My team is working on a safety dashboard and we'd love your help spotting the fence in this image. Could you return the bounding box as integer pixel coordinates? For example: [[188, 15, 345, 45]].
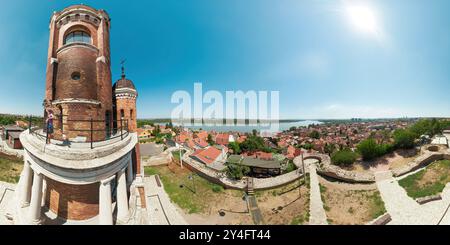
[[27, 115, 130, 149]]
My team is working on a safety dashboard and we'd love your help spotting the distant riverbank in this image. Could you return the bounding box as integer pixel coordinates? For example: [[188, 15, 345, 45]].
[[165, 120, 323, 133]]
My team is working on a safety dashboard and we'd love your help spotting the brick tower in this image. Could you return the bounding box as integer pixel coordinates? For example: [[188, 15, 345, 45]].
[[44, 4, 113, 142], [15, 5, 141, 225], [113, 64, 138, 133]]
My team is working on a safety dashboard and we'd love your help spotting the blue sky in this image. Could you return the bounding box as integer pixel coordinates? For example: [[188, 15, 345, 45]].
[[0, 0, 449, 119]]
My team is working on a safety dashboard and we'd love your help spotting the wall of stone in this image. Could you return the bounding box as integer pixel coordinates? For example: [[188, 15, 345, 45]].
[[177, 153, 303, 191], [45, 177, 99, 221], [392, 152, 450, 177], [300, 153, 376, 183]]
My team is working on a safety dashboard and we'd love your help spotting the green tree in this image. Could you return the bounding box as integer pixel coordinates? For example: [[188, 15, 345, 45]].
[[226, 164, 250, 180], [240, 135, 268, 153], [393, 129, 416, 149], [380, 130, 391, 144], [302, 143, 313, 150], [252, 129, 258, 136], [409, 119, 442, 137], [331, 149, 359, 166], [228, 142, 241, 154], [324, 143, 337, 156], [357, 138, 393, 160], [357, 138, 380, 161], [309, 130, 320, 139], [152, 125, 161, 137], [207, 134, 215, 145]]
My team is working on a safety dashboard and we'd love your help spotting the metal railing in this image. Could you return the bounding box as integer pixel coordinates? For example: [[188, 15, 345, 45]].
[[28, 115, 130, 149]]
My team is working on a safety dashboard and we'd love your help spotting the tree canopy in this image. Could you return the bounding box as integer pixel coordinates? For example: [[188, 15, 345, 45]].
[[393, 129, 416, 149], [331, 149, 359, 166]]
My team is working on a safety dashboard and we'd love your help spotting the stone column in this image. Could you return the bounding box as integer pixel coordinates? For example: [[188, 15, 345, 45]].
[[41, 178, 47, 207], [20, 160, 33, 207], [29, 171, 43, 224], [99, 176, 114, 225], [117, 169, 129, 221], [127, 156, 134, 184]]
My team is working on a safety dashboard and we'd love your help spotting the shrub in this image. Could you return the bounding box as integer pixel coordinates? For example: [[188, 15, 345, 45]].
[[228, 142, 241, 154], [357, 138, 379, 160], [309, 130, 320, 139], [302, 143, 313, 150], [409, 118, 446, 137], [377, 143, 394, 155], [211, 185, 224, 193], [393, 129, 416, 149], [283, 160, 298, 173], [357, 138, 394, 161], [331, 149, 359, 166], [226, 163, 250, 180]]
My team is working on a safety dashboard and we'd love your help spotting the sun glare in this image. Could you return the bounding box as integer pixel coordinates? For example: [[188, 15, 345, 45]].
[[346, 5, 379, 36]]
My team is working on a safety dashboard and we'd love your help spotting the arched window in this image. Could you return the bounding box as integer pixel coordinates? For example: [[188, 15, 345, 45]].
[[130, 109, 134, 120], [64, 31, 91, 45]]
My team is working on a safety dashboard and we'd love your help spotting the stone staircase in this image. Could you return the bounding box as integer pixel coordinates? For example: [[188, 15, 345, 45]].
[[246, 177, 255, 196]]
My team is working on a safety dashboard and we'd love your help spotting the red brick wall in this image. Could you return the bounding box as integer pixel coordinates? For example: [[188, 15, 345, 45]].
[[46, 103, 109, 142], [45, 178, 99, 221], [44, 6, 113, 142], [55, 47, 98, 100], [115, 98, 137, 133]]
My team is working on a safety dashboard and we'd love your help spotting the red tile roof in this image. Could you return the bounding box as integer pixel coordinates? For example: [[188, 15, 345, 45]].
[[255, 151, 273, 160], [186, 139, 196, 149], [237, 135, 247, 143], [191, 147, 222, 165], [196, 131, 208, 140], [215, 133, 229, 145], [194, 138, 209, 148]]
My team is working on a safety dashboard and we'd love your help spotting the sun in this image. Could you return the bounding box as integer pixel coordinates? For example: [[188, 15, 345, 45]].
[[345, 4, 379, 36]]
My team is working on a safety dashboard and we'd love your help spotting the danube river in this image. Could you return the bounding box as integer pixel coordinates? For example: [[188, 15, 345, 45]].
[[170, 120, 323, 133]]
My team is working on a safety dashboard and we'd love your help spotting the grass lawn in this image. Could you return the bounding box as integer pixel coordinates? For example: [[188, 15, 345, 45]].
[[144, 165, 242, 214], [319, 181, 386, 224], [399, 160, 450, 199], [0, 152, 23, 183]]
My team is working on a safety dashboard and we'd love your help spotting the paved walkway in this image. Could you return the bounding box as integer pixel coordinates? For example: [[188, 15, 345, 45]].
[[308, 164, 328, 225], [444, 132, 450, 149], [247, 195, 264, 225], [143, 175, 188, 225], [375, 171, 450, 225], [0, 181, 16, 225]]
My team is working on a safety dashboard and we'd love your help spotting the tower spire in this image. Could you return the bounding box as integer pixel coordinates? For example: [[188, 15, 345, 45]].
[[120, 59, 127, 78]]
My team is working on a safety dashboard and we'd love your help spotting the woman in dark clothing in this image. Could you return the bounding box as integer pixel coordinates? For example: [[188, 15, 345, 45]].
[[46, 109, 54, 144]]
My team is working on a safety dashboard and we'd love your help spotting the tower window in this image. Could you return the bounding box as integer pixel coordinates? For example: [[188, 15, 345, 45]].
[[130, 109, 134, 120], [71, 72, 81, 80], [64, 31, 91, 45]]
